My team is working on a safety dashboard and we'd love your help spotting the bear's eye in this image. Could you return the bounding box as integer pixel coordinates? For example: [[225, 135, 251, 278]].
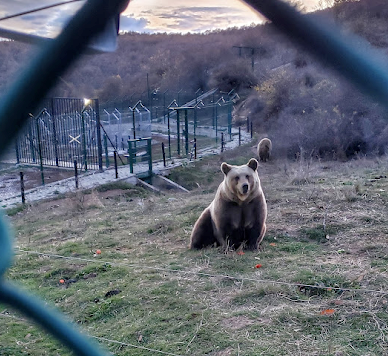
[[246, 175, 250, 180], [235, 176, 239, 182]]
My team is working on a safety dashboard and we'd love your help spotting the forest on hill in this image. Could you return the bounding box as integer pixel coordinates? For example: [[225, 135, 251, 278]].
[[1, 0, 388, 159]]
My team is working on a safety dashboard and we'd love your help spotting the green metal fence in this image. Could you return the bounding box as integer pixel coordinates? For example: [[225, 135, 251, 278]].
[[127, 137, 153, 179]]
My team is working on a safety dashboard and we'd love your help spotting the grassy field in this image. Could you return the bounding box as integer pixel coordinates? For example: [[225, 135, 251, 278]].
[[1, 145, 388, 356]]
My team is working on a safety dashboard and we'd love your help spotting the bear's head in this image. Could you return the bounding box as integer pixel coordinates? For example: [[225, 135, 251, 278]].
[[221, 158, 260, 202]]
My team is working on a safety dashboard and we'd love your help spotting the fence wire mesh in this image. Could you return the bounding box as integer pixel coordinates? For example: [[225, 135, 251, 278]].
[[1, 0, 388, 355]]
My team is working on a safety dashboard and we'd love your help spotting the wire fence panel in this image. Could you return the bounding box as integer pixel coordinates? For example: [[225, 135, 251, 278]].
[[15, 98, 102, 171]]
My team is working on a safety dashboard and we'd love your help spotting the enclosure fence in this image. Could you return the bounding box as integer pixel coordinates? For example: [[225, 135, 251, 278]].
[[15, 98, 103, 171]]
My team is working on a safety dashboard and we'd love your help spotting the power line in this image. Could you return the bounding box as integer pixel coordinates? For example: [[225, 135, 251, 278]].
[[15, 249, 388, 296]]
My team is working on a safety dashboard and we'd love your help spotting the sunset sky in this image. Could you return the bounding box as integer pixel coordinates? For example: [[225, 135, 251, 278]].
[[0, 0, 328, 37]]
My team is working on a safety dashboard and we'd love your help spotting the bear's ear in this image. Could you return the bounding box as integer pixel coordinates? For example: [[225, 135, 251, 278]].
[[221, 162, 232, 175], [247, 158, 258, 171]]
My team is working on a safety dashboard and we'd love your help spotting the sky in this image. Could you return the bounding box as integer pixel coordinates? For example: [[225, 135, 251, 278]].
[[0, 0, 328, 37]]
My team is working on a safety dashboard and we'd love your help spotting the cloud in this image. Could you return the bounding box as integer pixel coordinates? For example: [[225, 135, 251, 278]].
[[0, 0, 323, 37], [119, 14, 150, 33], [141, 5, 263, 33], [0, 1, 82, 37]]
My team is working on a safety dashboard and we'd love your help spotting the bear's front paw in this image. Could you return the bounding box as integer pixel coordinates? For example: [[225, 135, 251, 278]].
[[246, 243, 258, 251]]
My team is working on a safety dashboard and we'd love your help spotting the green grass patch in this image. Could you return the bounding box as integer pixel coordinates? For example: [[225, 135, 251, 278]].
[[5, 204, 28, 216]]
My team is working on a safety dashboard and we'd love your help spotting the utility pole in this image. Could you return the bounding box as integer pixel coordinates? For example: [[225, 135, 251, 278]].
[[232, 46, 260, 71]]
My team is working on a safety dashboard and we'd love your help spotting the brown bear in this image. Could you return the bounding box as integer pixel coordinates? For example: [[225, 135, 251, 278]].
[[257, 138, 272, 162], [190, 158, 267, 250]]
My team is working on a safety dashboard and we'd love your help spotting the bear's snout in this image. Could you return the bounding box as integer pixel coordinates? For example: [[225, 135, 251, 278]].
[[242, 183, 249, 194]]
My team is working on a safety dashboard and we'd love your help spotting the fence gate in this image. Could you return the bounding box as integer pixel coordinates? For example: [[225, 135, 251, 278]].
[[127, 137, 152, 179], [15, 98, 103, 171]]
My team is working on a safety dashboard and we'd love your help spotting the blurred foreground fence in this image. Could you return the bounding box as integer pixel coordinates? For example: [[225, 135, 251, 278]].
[[3, 0, 388, 355], [0, 0, 129, 355]]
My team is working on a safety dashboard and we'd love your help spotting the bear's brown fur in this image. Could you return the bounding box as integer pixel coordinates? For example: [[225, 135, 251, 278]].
[[190, 158, 267, 250], [257, 138, 272, 162]]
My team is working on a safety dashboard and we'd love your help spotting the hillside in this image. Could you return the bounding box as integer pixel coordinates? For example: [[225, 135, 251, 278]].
[[1, 0, 388, 159]]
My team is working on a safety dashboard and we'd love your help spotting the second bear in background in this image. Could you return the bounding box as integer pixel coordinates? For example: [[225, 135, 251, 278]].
[[257, 138, 272, 162]]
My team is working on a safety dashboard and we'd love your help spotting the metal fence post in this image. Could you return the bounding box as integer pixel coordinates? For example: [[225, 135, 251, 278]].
[[132, 109, 136, 140], [128, 140, 134, 174], [20, 172, 25, 204], [215, 104, 218, 144], [176, 110, 180, 155], [114, 151, 118, 178], [103, 134, 109, 168], [28, 123, 36, 163], [51, 98, 59, 167], [81, 110, 87, 171], [35, 118, 45, 185], [167, 110, 171, 159], [74, 160, 78, 189], [194, 106, 197, 139], [95, 99, 103, 172], [185, 109, 189, 155], [15, 140, 20, 164], [162, 142, 166, 167], [228, 101, 232, 140], [147, 138, 152, 178], [212, 91, 215, 128]]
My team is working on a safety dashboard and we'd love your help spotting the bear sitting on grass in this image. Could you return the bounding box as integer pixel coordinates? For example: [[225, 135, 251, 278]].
[[190, 158, 267, 251]]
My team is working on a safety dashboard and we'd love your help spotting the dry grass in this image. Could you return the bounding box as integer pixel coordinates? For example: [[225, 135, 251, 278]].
[[2, 152, 388, 355]]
